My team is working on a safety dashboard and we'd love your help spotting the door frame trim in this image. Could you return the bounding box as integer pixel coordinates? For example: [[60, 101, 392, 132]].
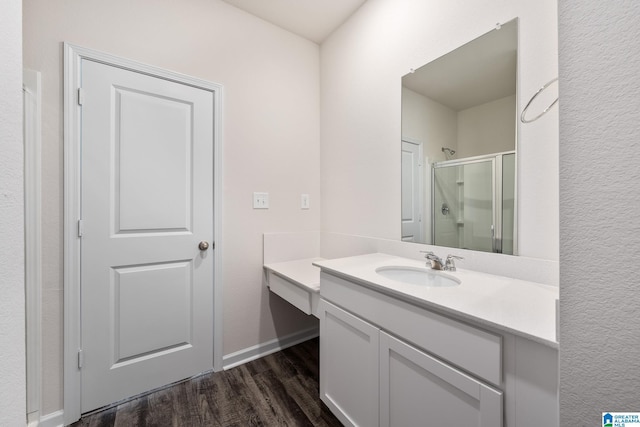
[[63, 43, 224, 424]]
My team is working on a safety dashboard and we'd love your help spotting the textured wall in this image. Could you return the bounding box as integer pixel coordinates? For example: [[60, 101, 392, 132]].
[[0, 0, 26, 424], [23, 0, 320, 415], [321, 0, 559, 260], [559, 0, 640, 423]]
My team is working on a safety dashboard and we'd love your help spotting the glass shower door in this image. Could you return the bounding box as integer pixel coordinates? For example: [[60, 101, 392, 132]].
[[432, 165, 461, 249], [433, 159, 495, 252]]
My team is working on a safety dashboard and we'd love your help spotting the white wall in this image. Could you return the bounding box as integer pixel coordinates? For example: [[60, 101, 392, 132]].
[[559, 1, 640, 422], [321, 0, 558, 260], [23, 0, 321, 415], [457, 94, 516, 158], [401, 87, 457, 163], [15, 0, 640, 423], [0, 0, 26, 424], [402, 89, 515, 160]]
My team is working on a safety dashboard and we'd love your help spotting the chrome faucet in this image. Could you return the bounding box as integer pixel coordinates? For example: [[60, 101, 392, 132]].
[[421, 251, 463, 271], [421, 251, 444, 270], [444, 254, 464, 272]]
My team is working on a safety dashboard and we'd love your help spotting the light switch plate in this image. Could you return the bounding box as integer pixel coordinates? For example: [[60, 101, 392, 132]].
[[301, 194, 310, 209], [253, 192, 269, 209]]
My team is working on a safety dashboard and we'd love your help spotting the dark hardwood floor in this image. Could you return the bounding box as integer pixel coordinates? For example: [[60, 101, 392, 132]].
[[71, 338, 342, 427]]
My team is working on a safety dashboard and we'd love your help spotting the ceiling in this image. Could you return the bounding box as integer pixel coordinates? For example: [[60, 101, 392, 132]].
[[402, 20, 518, 111], [221, 0, 368, 44]]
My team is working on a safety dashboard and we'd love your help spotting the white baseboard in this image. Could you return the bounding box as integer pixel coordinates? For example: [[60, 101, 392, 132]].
[[223, 326, 319, 370], [34, 410, 64, 427]]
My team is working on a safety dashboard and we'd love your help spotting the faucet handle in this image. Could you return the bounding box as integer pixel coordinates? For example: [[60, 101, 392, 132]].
[[444, 254, 464, 272], [420, 251, 444, 269], [420, 250, 439, 261], [420, 250, 441, 258]]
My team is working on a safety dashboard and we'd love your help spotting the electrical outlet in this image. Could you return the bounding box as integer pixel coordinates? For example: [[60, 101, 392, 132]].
[[253, 192, 269, 209], [301, 194, 310, 209]]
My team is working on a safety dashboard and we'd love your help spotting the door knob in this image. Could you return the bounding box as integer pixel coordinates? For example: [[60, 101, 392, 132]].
[[198, 241, 210, 251]]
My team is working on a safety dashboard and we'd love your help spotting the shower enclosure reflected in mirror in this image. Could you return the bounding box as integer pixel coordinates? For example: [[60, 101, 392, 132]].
[[401, 19, 518, 254]]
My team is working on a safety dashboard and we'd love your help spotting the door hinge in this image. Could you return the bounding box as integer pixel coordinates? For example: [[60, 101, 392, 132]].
[[77, 219, 84, 237], [77, 88, 85, 106], [78, 349, 84, 369]]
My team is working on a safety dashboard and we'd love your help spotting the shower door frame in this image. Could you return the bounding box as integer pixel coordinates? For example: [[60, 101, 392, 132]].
[[431, 151, 516, 254]]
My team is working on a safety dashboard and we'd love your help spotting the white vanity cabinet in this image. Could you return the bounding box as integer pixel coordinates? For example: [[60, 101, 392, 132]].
[[319, 298, 502, 427], [318, 269, 558, 427]]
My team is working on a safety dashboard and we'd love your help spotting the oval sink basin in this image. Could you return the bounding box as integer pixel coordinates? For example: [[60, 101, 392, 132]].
[[375, 266, 461, 287]]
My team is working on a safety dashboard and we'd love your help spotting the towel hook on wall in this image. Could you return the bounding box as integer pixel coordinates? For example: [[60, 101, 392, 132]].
[[520, 77, 558, 123]]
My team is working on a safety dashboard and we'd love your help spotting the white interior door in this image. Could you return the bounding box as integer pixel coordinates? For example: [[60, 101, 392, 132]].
[[80, 58, 214, 412], [401, 139, 424, 242]]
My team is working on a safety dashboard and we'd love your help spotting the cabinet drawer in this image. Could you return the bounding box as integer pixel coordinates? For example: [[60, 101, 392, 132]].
[[321, 272, 502, 386], [267, 271, 314, 315]]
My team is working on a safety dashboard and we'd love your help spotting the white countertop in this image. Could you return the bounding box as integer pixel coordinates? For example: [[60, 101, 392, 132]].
[[313, 253, 559, 348], [264, 257, 325, 293]]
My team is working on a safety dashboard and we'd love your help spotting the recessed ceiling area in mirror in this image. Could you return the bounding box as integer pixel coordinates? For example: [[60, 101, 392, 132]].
[[401, 19, 518, 255]]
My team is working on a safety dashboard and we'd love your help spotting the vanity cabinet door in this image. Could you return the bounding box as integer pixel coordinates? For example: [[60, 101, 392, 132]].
[[380, 331, 502, 427], [319, 299, 380, 427]]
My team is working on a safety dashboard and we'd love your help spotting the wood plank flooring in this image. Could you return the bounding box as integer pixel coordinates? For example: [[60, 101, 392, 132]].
[[71, 338, 342, 427]]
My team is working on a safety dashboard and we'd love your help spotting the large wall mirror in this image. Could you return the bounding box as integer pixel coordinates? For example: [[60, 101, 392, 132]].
[[401, 19, 518, 255]]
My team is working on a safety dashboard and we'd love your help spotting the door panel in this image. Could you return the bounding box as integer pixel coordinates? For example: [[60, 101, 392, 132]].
[[319, 300, 379, 427], [80, 58, 214, 412], [401, 140, 424, 242], [115, 87, 193, 232], [113, 261, 192, 362], [380, 332, 502, 427]]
